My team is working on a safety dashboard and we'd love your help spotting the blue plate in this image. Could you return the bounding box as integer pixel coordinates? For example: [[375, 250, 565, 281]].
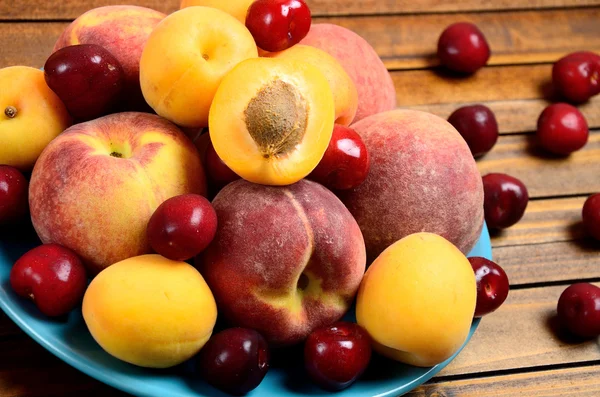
[[0, 224, 491, 397]]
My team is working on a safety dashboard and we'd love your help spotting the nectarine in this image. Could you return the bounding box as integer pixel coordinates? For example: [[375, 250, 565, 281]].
[[180, 0, 254, 23]]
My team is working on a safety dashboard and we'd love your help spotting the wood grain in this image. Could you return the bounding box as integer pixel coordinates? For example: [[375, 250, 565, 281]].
[[409, 97, 600, 134], [477, 131, 600, 198], [441, 283, 600, 376], [322, 8, 600, 69], [495, 240, 600, 285], [4, 0, 600, 19], [491, 196, 588, 247], [0, 337, 125, 397], [2, 8, 600, 72], [407, 366, 600, 397]]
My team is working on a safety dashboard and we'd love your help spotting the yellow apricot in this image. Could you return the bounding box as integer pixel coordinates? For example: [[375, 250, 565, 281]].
[[356, 233, 477, 367], [82, 254, 217, 368], [0, 66, 71, 171], [180, 0, 254, 23], [140, 6, 258, 128], [209, 57, 335, 186]]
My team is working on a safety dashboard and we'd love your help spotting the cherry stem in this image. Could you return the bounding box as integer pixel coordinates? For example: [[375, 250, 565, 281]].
[[4, 106, 17, 118]]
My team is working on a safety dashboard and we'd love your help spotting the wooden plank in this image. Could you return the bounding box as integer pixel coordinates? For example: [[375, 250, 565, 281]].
[[409, 97, 600, 135], [322, 7, 600, 70], [491, 196, 587, 247], [0, 23, 65, 69], [495, 240, 600, 286], [3, 8, 600, 72], [0, 337, 124, 396], [3, 0, 600, 19], [407, 366, 600, 397], [477, 131, 600, 198], [0, 313, 21, 338], [441, 283, 600, 376], [393, 64, 554, 107]]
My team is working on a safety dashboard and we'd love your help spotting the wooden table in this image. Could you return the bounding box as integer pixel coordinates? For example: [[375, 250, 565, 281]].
[[2, 0, 600, 396]]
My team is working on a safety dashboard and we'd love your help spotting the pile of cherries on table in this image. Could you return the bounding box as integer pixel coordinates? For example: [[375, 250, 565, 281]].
[[1, 4, 600, 394], [438, 23, 600, 340]]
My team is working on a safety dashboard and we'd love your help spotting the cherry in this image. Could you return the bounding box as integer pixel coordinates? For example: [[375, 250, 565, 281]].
[[44, 44, 125, 121], [448, 104, 499, 158], [0, 165, 28, 224], [468, 257, 510, 317], [10, 244, 87, 317], [197, 327, 270, 395], [582, 193, 600, 241], [245, 0, 311, 52], [147, 194, 217, 261], [557, 283, 600, 338], [304, 322, 371, 391], [308, 124, 370, 190], [536, 103, 589, 155], [482, 173, 529, 230], [205, 140, 240, 189], [552, 51, 600, 103], [437, 22, 490, 74]]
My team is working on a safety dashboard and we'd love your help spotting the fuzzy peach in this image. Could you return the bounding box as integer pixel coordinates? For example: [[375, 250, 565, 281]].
[[140, 7, 258, 128], [180, 0, 254, 23], [53, 5, 166, 111], [198, 179, 366, 346], [338, 109, 484, 263], [29, 112, 206, 275], [0, 66, 71, 171], [300, 23, 396, 123], [266, 45, 358, 126], [356, 233, 477, 367], [83, 254, 218, 368], [209, 57, 334, 186]]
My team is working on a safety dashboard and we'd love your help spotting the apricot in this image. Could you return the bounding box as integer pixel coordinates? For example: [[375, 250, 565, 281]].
[[140, 7, 258, 128], [180, 0, 254, 23], [356, 233, 476, 367], [266, 45, 358, 126], [0, 66, 71, 171], [82, 254, 218, 368], [209, 57, 335, 186]]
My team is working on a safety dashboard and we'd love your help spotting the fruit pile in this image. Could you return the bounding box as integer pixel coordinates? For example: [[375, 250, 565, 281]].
[[0, 0, 599, 394]]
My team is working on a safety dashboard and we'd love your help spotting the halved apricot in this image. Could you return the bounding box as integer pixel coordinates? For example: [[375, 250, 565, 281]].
[[209, 58, 335, 186]]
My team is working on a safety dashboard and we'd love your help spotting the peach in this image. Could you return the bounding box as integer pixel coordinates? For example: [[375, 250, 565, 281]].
[[180, 0, 254, 23], [140, 7, 258, 128], [83, 254, 218, 368], [0, 66, 71, 171], [29, 112, 206, 275], [300, 23, 396, 123], [265, 45, 358, 126], [337, 109, 484, 263], [209, 57, 334, 186], [53, 5, 166, 111], [356, 233, 477, 367], [198, 179, 366, 346]]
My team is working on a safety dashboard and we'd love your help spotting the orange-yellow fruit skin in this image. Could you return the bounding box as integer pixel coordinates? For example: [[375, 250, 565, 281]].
[[82, 254, 218, 368], [356, 232, 477, 367], [140, 6, 258, 128], [0, 66, 71, 171], [266, 45, 358, 126], [180, 0, 254, 23], [209, 57, 335, 186]]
